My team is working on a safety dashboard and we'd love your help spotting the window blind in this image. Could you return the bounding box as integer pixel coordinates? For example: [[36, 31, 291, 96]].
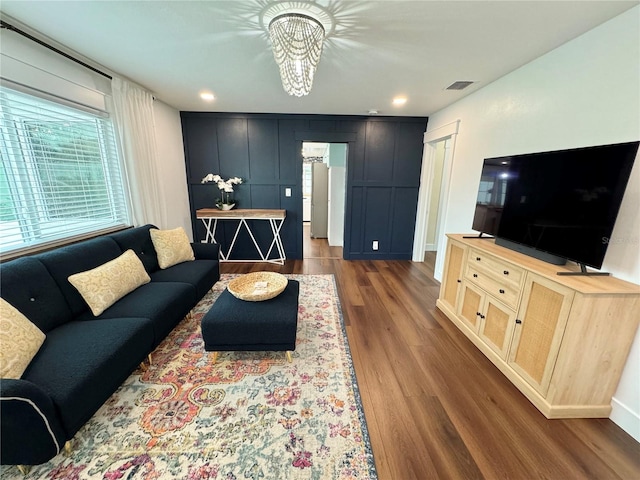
[[0, 85, 130, 256]]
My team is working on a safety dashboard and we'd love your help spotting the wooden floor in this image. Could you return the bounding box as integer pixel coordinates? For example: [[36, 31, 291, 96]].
[[220, 226, 640, 480]]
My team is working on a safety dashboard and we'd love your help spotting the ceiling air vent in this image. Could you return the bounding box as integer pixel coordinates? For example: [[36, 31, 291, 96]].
[[446, 81, 474, 91]]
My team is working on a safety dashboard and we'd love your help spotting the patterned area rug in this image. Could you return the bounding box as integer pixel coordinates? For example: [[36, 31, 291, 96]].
[[7, 274, 377, 480]]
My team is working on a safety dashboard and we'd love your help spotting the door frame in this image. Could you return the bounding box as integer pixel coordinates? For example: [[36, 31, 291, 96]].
[[295, 131, 357, 259], [412, 120, 460, 270]]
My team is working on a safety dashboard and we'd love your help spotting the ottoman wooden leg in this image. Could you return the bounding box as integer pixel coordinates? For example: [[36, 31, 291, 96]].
[[286, 351, 293, 363], [17, 465, 30, 475], [212, 352, 219, 364]]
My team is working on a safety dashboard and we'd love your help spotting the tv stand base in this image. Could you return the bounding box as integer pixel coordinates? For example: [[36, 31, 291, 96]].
[[462, 232, 494, 239], [557, 264, 610, 277]]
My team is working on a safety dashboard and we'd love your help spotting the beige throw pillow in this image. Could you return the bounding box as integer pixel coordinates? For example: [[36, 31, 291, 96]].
[[149, 227, 195, 269], [0, 298, 46, 379], [68, 249, 151, 316]]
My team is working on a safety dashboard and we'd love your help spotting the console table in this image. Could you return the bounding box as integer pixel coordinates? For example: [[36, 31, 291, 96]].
[[196, 208, 286, 265]]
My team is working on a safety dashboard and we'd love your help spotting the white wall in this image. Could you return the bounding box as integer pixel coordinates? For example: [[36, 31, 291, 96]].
[[426, 6, 640, 440], [153, 101, 192, 239], [328, 166, 346, 246], [327, 144, 347, 247]]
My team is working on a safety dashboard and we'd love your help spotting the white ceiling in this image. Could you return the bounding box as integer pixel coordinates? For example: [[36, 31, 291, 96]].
[[1, 1, 637, 116]]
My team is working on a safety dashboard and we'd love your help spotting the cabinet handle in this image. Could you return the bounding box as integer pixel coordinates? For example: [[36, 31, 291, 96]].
[[503, 270, 509, 275], [476, 312, 481, 317], [457, 279, 461, 283], [499, 289, 505, 294], [473, 273, 478, 278], [515, 319, 522, 324], [480, 314, 485, 319], [476, 257, 481, 261]]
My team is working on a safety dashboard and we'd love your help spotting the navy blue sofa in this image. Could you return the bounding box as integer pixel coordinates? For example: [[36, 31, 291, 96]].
[[0, 225, 220, 466]]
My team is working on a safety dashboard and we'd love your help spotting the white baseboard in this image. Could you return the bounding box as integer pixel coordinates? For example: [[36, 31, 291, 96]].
[[610, 396, 640, 442]]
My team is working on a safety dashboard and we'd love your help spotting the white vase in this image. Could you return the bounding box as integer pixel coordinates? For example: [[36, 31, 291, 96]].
[[219, 203, 235, 211]]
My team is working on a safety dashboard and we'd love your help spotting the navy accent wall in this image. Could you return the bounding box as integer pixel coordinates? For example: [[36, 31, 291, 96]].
[[181, 113, 427, 260]]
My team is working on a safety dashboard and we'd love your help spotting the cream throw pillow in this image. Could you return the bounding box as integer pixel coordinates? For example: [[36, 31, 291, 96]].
[[149, 227, 195, 269], [0, 298, 46, 379], [68, 249, 151, 316]]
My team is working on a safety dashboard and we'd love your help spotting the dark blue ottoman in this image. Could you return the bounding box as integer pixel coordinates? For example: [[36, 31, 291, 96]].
[[201, 280, 299, 363]]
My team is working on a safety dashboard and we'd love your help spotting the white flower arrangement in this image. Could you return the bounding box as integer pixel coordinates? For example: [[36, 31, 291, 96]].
[[201, 174, 243, 208]]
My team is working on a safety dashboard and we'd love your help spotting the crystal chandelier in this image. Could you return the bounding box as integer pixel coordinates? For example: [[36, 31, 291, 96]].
[[268, 13, 325, 97]]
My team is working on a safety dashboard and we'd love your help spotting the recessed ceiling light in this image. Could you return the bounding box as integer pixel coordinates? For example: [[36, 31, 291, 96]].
[[200, 92, 215, 101], [392, 97, 407, 106]]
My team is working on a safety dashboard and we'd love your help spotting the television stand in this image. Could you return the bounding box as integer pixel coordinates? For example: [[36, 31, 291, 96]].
[[557, 263, 610, 277], [437, 234, 640, 419], [462, 232, 494, 239]]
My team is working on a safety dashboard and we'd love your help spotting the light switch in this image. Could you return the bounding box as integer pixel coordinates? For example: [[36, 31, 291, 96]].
[[285, 188, 292, 197]]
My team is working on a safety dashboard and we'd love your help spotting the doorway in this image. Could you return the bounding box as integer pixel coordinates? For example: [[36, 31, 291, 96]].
[[412, 120, 460, 280], [424, 139, 447, 251], [302, 142, 347, 258]]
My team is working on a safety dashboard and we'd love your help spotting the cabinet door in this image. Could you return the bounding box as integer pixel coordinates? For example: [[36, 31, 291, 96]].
[[440, 240, 467, 311], [508, 273, 575, 395], [479, 296, 517, 360], [457, 281, 483, 332]]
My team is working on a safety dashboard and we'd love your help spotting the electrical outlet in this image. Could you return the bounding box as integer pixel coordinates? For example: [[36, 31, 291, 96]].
[[285, 188, 292, 197], [372, 241, 379, 251]]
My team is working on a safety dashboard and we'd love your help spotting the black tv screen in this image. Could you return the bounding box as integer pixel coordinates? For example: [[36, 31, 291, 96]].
[[471, 157, 510, 236], [473, 141, 638, 269]]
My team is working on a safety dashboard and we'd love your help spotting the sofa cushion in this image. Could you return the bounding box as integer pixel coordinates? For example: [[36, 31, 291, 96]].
[[21, 318, 154, 437], [68, 250, 151, 316], [150, 227, 195, 269], [150, 259, 220, 299], [0, 257, 73, 332], [38, 237, 123, 317], [0, 299, 46, 379], [78, 282, 197, 347], [109, 224, 160, 273]]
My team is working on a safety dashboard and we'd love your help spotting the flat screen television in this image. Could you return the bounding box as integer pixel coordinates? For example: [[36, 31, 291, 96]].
[[471, 157, 510, 237], [470, 141, 639, 272]]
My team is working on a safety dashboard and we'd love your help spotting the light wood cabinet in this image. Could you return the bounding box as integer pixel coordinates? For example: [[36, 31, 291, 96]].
[[457, 280, 517, 359], [457, 281, 483, 332], [478, 293, 517, 360], [436, 234, 640, 418], [440, 239, 467, 312], [508, 273, 574, 396]]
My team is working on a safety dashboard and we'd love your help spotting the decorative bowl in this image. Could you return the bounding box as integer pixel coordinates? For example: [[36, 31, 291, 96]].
[[227, 271, 288, 301]]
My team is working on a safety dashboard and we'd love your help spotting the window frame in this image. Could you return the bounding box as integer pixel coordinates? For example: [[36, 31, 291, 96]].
[[0, 84, 131, 259]]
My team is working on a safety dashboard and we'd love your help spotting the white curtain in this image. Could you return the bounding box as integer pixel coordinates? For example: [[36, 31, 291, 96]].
[[111, 77, 166, 228]]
